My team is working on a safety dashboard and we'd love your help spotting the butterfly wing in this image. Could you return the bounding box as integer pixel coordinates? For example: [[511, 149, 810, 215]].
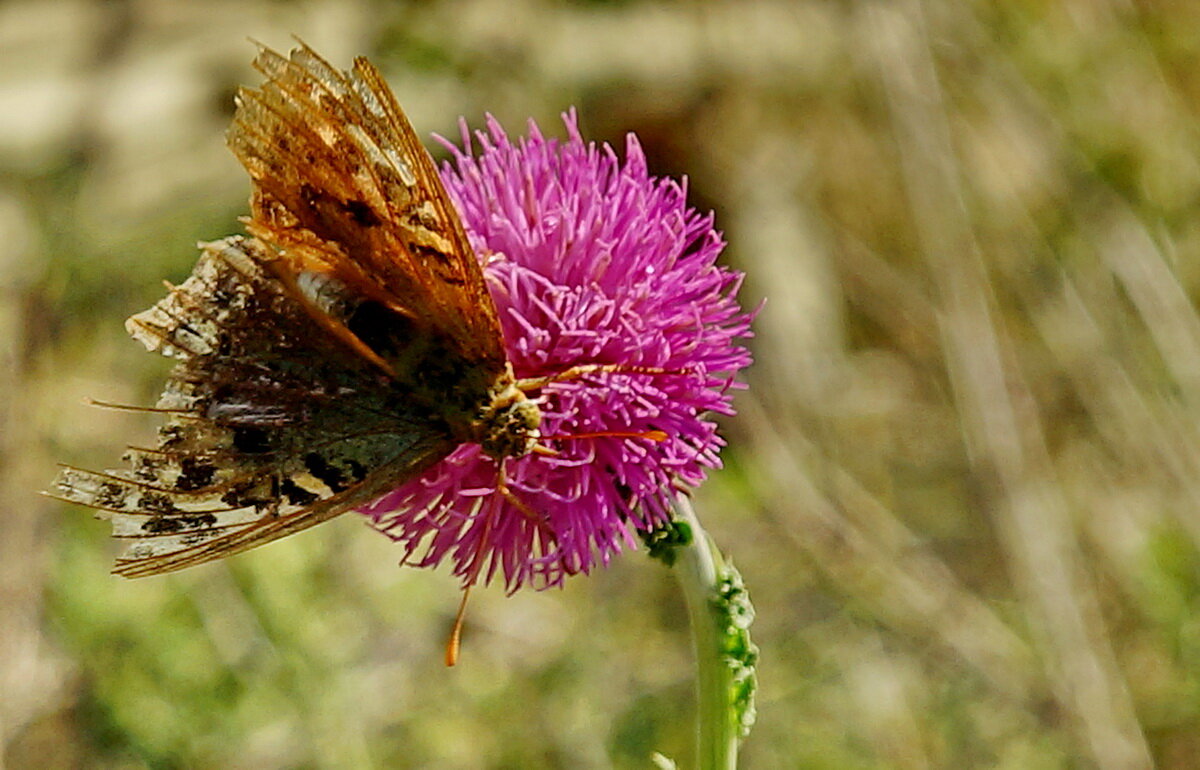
[[50, 238, 456, 577], [227, 42, 507, 376]]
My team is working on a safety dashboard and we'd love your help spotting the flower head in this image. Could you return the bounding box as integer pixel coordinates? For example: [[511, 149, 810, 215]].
[[362, 111, 753, 591]]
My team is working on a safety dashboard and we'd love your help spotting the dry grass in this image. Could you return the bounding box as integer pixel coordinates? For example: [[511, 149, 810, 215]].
[[6, 0, 1200, 767]]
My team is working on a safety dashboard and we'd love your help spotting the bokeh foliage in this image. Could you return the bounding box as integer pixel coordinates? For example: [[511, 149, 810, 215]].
[[7, 0, 1200, 767]]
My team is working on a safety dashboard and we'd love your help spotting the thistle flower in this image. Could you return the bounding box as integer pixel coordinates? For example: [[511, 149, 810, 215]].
[[362, 111, 753, 591]]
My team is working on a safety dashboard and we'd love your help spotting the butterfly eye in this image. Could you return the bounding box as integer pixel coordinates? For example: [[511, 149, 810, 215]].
[[513, 398, 541, 431]]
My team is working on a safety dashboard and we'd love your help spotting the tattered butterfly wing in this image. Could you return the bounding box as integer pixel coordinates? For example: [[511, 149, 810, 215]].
[[228, 42, 507, 374], [50, 238, 456, 577], [49, 43, 526, 577]]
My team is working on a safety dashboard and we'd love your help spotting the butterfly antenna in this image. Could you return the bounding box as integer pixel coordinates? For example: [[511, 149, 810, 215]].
[[542, 429, 668, 443], [516, 363, 687, 392], [85, 398, 194, 415]]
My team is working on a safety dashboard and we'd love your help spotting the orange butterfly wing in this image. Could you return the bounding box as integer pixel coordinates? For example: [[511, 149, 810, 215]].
[[227, 42, 507, 372]]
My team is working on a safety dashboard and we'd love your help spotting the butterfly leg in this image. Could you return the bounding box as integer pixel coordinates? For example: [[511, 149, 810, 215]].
[[446, 460, 544, 666], [495, 459, 542, 522], [445, 491, 501, 666], [445, 585, 472, 667]]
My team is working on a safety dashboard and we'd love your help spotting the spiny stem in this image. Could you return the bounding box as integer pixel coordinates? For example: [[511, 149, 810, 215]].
[[645, 496, 758, 769]]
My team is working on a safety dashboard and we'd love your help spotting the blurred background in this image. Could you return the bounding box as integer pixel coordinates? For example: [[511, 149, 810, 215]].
[[5, 0, 1200, 767]]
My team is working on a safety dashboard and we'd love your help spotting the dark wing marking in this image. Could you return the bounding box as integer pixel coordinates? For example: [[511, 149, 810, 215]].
[[50, 238, 455, 577], [227, 42, 507, 374], [53, 447, 448, 578]]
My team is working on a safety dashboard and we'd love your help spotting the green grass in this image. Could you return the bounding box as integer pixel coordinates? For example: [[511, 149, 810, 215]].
[[10, 1, 1200, 767]]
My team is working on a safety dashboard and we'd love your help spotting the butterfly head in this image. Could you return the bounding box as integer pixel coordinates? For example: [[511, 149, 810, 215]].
[[477, 382, 542, 460]]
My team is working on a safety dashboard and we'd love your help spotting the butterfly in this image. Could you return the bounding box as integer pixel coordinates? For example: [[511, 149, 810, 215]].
[[49, 43, 555, 580]]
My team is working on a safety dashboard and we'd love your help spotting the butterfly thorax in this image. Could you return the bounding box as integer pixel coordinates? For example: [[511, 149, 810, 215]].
[[297, 272, 539, 459], [473, 379, 541, 460]]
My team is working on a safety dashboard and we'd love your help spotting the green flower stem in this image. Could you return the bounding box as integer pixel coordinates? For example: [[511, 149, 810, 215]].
[[666, 496, 758, 770]]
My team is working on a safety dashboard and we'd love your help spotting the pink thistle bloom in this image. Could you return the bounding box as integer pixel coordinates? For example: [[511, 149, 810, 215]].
[[362, 111, 754, 591]]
